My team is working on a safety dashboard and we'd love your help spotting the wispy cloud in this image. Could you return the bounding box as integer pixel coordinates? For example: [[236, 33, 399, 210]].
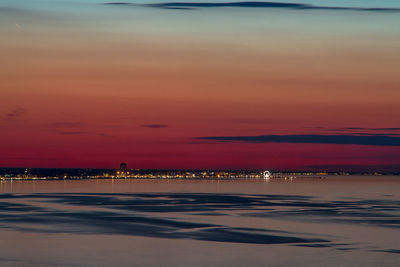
[[105, 2, 400, 12], [345, 127, 400, 131], [196, 134, 400, 146], [5, 108, 26, 120], [142, 124, 168, 129], [349, 133, 400, 137], [45, 122, 113, 137], [324, 127, 400, 132], [57, 131, 112, 137], [45, 122, 83, 128]]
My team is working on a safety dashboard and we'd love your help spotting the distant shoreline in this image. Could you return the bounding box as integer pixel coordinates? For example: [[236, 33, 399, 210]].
[[1, 174, 399, 182]]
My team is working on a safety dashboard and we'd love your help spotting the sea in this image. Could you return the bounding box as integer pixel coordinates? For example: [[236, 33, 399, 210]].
[[0, 176, 399, 266]]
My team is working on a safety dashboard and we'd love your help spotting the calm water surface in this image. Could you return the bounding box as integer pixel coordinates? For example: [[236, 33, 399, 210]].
[[0, 176, 399, 266]]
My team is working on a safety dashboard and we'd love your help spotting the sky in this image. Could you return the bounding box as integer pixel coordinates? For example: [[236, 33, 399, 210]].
[[1, 0, 399, 171]]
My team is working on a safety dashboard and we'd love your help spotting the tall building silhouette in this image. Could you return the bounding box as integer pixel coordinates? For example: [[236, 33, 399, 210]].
[[120, 162, 127, 171]]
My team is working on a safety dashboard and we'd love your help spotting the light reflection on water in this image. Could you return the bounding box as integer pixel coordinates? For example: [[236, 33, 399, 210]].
[[0, 177, 399, 266]]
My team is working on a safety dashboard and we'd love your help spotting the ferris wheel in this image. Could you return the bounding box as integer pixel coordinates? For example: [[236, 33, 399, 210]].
[[263, 170, 271, 179]]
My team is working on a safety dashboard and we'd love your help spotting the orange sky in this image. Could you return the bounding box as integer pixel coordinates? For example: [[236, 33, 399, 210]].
[[1, 1, 399, 170]]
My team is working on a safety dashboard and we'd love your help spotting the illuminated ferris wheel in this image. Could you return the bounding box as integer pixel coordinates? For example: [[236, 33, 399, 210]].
[[263, 170, 271, 179]]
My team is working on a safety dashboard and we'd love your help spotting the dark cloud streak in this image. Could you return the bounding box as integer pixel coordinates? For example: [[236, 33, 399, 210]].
[[142, 124, 168, 129], [105, 2, 400, 12], [196, 134, 400, 146]]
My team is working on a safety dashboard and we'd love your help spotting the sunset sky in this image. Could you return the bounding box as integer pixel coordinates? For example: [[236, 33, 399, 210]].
[[1, 0, 399, 171]]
